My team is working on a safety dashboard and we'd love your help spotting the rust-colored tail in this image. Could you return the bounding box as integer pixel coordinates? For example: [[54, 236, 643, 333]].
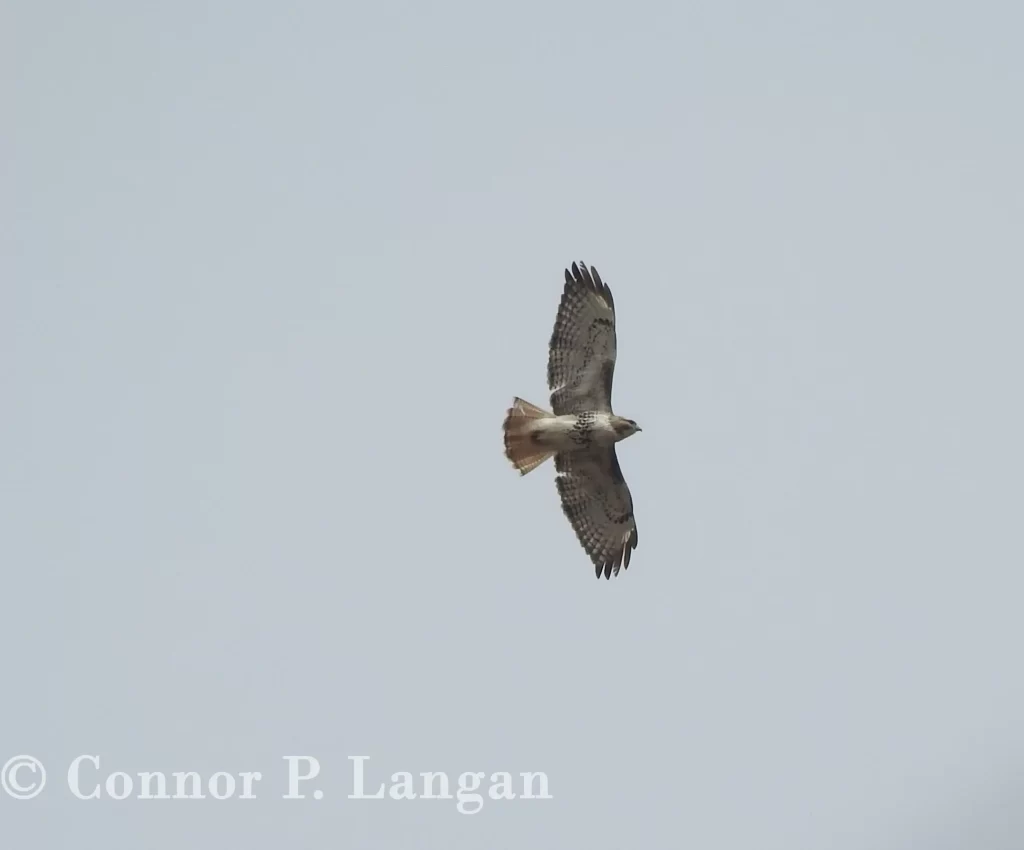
[[503, 397, 555, 475]]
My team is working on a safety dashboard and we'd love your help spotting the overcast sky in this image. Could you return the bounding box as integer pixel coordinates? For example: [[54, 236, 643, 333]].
[[4, 1, 1024, 847]]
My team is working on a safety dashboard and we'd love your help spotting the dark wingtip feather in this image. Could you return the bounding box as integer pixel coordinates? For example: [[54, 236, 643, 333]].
[[564, 260, 614, 309]]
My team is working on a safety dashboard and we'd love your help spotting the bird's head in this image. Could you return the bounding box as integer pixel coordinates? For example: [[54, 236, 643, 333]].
[[612, 417, 642, 440]]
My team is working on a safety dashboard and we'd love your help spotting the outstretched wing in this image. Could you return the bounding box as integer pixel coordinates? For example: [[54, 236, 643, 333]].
[[554, 448, 638, 579], [547, 262, 618, 415]]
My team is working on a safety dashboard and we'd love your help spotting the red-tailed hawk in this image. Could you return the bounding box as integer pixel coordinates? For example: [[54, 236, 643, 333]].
[[502, 262, 641, 579]]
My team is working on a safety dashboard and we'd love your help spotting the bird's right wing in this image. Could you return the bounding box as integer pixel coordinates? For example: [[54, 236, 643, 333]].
[[547, 262, 618, 415]]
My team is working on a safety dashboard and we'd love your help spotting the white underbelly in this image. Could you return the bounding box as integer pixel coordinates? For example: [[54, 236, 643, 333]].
[[533, 414, 615, 452]]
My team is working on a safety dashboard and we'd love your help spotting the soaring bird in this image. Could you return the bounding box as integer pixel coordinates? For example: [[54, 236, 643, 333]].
[[502, 262, 641, 579]]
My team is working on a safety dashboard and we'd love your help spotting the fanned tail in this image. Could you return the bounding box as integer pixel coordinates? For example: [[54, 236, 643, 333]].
[[502, 397, 556, 475]]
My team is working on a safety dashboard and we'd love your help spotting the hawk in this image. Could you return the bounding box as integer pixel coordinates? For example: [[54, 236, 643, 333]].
[[502, 262, 641, 579]]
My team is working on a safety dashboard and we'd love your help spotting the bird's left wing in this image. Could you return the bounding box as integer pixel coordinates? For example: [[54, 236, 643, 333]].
[[555, 447, 638, 579], [547, 262, 618, 415]]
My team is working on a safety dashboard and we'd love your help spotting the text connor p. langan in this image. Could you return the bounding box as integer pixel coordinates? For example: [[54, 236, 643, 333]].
[[59, 754, 552, 815]]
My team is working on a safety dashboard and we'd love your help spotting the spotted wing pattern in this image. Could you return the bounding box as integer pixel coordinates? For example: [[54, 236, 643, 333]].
[[554, 447, 638, 579], [547, 262, 617, 415]]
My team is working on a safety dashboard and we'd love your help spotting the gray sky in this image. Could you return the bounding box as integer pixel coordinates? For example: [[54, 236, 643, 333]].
[[4, 1, 1024, 847]]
